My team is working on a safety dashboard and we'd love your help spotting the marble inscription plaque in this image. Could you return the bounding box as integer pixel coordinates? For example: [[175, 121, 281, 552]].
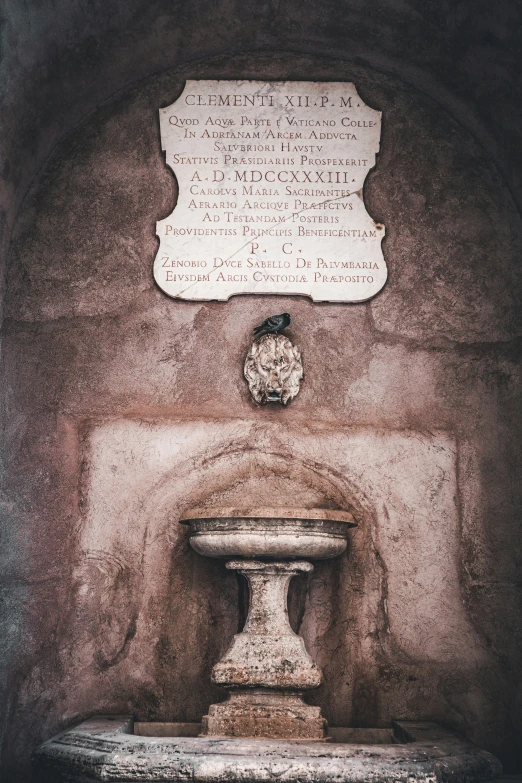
[[154, 80, 386, 302]]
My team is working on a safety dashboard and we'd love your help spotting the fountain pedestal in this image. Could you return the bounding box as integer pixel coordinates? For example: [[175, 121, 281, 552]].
[[202, 560, 325, 739], [182, 507, 358, 741]]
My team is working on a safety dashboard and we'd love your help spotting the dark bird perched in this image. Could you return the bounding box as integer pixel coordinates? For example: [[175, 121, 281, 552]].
[[253, 313, 291, 338]]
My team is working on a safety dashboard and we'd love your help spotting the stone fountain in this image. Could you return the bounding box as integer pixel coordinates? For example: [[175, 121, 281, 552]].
[[184, 506, 356, 740], [33, 506, 502, 783]]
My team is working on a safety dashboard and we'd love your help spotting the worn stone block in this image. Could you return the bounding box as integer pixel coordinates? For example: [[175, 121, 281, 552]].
[[202, 691, 327, 740]]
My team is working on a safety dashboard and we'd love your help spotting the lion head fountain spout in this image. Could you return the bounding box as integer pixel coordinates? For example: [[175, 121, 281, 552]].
[[244, 313, 303, 405], [244, 334, 303, 405]]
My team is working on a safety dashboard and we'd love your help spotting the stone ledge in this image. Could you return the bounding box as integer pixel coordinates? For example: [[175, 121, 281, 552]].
[[33, 715, 502, 783]]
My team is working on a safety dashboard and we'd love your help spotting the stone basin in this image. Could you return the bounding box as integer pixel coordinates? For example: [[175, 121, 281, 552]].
[[33, 715, 503, 782], [180, 507, 357, 559]]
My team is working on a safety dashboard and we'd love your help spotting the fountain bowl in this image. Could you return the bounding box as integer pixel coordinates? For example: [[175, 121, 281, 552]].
[[180, 507, 357, 560]]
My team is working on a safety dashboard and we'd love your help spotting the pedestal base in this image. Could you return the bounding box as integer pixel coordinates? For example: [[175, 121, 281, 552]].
[[204, 560, 325, 739], [201, 690, 327, 740]]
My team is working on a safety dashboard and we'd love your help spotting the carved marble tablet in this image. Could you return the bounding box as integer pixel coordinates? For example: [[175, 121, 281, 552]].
[[154, 80, 386, 303]]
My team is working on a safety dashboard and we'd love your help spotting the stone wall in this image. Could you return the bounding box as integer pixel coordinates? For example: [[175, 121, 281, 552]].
[[1, 51, 521, 779], [2, 1, 522, 319]]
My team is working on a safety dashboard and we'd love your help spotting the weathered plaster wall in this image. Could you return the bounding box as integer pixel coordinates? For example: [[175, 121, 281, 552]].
[[1, 49, 522, 781], [1, 0, 522, 321]]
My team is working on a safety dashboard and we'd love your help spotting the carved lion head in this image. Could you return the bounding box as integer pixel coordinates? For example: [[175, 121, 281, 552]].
[[244, 334, 303, 405]]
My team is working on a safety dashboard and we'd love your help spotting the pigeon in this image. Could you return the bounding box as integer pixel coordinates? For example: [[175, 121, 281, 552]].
[[253, 313, 291, 337]]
